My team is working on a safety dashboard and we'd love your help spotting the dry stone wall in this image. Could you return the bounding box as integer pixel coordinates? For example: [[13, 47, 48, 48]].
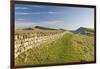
[[15, 30, 66, 58]]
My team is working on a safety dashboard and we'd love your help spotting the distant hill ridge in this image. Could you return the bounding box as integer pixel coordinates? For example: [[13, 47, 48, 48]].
[[71, 27, 94, 36], [76, 27, 94, 32], [34, 26, 58, 30], [22, 26, 94, 36]]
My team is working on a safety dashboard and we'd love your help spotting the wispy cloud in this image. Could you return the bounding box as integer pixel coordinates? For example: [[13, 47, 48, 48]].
[[15, 11, 58, 15], [15, 12, 31, 15], [15, 12, 41, 15], [48, 12, 57, 14], [15, 7, 29, 9], [16, 19, 25, 21], [32, 5, 43, 8]]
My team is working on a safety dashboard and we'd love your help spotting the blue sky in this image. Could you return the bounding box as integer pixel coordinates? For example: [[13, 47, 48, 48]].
[[15, 4, 94, 30]]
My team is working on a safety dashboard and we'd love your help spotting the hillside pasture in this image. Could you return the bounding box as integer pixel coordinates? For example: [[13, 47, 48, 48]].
[[15, 29, 94, 66]]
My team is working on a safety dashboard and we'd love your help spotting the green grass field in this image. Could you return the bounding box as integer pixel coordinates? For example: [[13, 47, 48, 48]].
[[15, 31, 94, 66]]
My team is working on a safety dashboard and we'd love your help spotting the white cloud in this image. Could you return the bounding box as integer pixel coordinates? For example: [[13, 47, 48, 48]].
[[15, 12, 31, 15], [15, 7, 29, 9], [48, 12, 57, 14], [32, 5, 43, 8], [16, 19, 24, 21], [15, 12, 41, 15], [15, 11, 58, 15]]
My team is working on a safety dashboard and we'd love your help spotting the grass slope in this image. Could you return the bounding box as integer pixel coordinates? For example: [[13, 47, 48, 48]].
[[15, 32, 94, 66]]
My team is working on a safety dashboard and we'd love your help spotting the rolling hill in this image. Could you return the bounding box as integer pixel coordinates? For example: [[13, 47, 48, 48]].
[[15, 30, 94, 66], [34, 26, 58, 30], [71, 27, 94, 36]]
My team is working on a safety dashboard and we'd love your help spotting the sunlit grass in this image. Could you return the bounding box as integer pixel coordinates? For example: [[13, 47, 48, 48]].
[[15, 32, 94, 66]]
